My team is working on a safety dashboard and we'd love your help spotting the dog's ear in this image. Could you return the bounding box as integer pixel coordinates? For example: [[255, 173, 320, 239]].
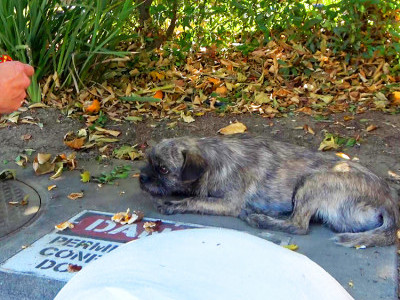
[[181, 150, 207, 182]]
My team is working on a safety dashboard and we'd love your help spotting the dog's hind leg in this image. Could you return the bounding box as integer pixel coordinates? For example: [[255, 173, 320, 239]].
[[243, 204, 316, 235], [242, 178, 319, 234]]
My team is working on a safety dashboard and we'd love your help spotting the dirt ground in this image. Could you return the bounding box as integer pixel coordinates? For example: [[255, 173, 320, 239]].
[[1, 108, 399, 184]]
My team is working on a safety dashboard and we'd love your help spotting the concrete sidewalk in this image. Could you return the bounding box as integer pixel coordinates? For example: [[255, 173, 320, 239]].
[[0, 159, 397, 300]]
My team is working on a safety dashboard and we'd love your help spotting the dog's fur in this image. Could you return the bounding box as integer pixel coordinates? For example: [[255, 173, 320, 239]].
[[140, 135, 399, 247]]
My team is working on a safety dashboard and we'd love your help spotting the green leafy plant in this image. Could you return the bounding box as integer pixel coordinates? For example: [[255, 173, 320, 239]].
[[0, 0, 136, 102], [92, 165, 131, 184]]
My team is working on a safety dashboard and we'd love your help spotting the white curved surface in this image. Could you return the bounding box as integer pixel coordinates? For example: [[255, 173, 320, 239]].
[[55, 228, 353, 300]]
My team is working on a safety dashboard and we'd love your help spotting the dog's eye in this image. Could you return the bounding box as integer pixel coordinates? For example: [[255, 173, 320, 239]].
[[159, 166, 169, 175]]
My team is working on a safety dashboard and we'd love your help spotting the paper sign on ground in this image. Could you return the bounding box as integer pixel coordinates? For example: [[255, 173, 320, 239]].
[[0, 210, 203, 281]]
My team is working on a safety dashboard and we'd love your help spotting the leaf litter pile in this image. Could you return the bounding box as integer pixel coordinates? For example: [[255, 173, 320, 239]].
[[41, 39, 400, 125]]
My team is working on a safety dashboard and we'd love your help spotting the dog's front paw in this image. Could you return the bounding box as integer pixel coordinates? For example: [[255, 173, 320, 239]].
[[154, 199, 176, 215], [154, 199, 189, 215]]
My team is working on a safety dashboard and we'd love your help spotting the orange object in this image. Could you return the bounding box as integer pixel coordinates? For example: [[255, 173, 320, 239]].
[[154, 90, 163, 99], [215, 86, 228, 96], [208, 77, 221, 85], [85, 99, 101, 113], [392, 91, 400, 105], [0, 54, 12, 63]]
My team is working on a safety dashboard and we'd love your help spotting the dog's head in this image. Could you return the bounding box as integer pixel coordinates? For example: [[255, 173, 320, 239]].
[[139, 138, 208, 196]]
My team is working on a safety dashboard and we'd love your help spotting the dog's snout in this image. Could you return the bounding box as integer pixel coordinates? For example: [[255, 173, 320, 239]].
[[139, 173, 150, 184]]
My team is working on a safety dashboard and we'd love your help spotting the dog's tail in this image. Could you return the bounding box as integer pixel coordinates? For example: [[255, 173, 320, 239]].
[[333, 208, 398, 247]]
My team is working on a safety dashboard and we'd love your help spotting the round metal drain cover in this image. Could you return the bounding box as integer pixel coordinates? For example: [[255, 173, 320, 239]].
[[0, 180, 41, 238]]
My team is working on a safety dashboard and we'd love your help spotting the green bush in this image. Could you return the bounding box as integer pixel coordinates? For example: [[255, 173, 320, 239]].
[[0, 0, 136, 102], [142, 0, 400, 59]]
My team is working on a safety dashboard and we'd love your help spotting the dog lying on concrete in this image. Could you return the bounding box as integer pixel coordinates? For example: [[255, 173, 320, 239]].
[[139, 135, 399, 247]]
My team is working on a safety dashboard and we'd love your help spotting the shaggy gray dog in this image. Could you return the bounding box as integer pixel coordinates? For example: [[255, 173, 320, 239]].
[[140, 135, 399, 247]]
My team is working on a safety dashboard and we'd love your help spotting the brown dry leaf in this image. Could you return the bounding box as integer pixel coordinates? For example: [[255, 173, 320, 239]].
[[303, 124, 315, 135], [208, 77, 221, 85], [20, 195, 29, 206], [67, 264, 82, 273], [33, 155, 55, 175], [21, 134, 32, 141], [181, 112, 195, 123], [143, 220, 161, 232], [64, 137, 86, 149], [55, 221, 74, 231], [37, 153, 52, 164], [94, 127, 121, 137], [48, 184, 57, 191], [343, 115, 354, 121], [254, 92, 270, 104], [50, 165, 63, 180], [296, 107, 313, 115], [215, 86, 228, 96], [154, 90, 164, 99], [111, 208, 144, 225], [85, 99, 101, 113], [28, 103, 49, 109], [218, 122, 247, 135], [366, 124, 377, 132], [67, 192, 84, 200], [335, 152, 350, 160], [391, 92, 400, 105]]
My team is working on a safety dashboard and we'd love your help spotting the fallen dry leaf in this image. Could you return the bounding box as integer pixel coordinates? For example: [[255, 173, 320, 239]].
[[335, 152, 350, 160], [215, 86, 228, 96], [50, 165, 63, 180], [218, 122, 247, 135], [343, 115, 354, 121], [111, 208, 144, 225], [283, 244, 299, 251], [143, 220, 161, 232], [181, 112, 195, 123], [55, 221, 74, 231], [33, 154, 55, 175], [37, 153, 52, 164], [48, 185, 57, 191], [94, 127, 121, 137], [154, 90, 163, 99], [392, 91, 400, 105], [85, 99, 101, 113], [303, 124, 315, 135], [366, 124, 377, 132], [67, 264, 82, 273], [21, 134, 32, 141], [28, 103, 49, 109], [20, 194, 29, 206], [64, 132, 86, 150], [67, 192, 84, 200]]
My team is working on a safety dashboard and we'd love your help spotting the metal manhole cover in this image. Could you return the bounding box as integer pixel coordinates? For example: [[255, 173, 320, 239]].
[[0, 180, 41, 238]]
